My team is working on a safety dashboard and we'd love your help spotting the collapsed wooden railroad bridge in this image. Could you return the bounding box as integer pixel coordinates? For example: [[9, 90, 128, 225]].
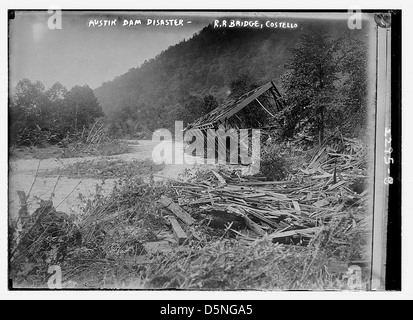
[[184, 81, 286, 161]]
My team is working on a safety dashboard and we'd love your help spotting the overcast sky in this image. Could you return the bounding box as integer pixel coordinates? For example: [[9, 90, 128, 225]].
[[9, 11, 212, 90]]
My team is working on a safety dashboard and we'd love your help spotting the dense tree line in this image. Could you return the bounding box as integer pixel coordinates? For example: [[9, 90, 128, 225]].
[[281, 28, 369, 142], [9, 80, 104, 145]]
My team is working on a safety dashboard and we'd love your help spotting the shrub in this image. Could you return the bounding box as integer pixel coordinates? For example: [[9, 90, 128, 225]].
[[257, 143, 290, 181]]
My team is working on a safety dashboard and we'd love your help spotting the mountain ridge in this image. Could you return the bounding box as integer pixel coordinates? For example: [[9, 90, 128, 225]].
[[94, 21, 353, 134]]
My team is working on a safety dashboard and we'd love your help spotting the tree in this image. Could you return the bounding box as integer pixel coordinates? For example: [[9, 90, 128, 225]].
[[64, 85, 104, 131], [177, 95, 204, 127], [45, 82, 68, 131], [46, 82, 67, 103], [12, 79, 50, 129], [201, 94, 219, 114], [10, 80, 105, 145], [333, 31, 368, 137], [174, 94, 220, 128], [229, 73, 258, 99], [281, 27, 337, 144]]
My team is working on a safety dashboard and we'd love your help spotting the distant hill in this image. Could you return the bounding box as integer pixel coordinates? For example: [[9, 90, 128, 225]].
[[94, 21, 352, 134]]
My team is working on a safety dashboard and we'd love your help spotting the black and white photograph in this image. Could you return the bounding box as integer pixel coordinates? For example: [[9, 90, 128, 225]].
[[6, 8, 401, 293]]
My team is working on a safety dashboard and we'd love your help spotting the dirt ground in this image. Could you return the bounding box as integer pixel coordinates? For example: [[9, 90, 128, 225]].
[[8, 140, 207, 218]]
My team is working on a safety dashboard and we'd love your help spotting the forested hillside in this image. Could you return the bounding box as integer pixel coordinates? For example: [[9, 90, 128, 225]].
[[95, 21, 352, 136]]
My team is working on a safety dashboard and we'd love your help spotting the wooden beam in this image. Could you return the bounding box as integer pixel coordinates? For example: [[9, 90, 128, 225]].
[[269, 227, 321, 241], [255, 98, 275, 117], [169, 216, 188, 245], [269, 87, 281, 107], [271, 81, 288, 108], [158, 197, 195, 225], [216, 82, 273, 123], [271, 81, 282, 97]]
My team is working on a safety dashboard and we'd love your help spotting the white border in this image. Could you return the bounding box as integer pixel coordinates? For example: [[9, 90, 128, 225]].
[[1, 0, 411, 300]]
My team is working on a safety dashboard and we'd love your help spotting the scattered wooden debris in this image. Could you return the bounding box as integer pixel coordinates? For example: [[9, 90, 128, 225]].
[[154, 135, 368, 245]]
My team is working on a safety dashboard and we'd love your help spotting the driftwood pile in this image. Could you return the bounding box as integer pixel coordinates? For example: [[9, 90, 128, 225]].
[[156, 135, 368, 246], [9, 134, 369, 288]]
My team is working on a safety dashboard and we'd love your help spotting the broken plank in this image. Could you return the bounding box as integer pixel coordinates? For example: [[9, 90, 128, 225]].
[[299, 203, 336, 212], [313, 199, 330, 208], [269, 227, 321, 241], [263, 191, 288, 200], [158, 197, 195, 225], [328, 180, 347, 191], [241, 208, 280, 229], [311, 174, 333, 179], [237, 193, 267, 198], [168, 217, 188, 245], [177, 198, 186, 206], [188, 198, 219, 206], [327, 152, 353, 158], [239, 180, 296, 186], [158, 197, 173, 207], [171, 185, 205, 190], [266, 210, 293, 217], [292, 201, 301, 212], [228, 206, 267, 237], [308, 147, 326, 168], [211, 171, 227, 184], [223, 185, 254, 191]]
